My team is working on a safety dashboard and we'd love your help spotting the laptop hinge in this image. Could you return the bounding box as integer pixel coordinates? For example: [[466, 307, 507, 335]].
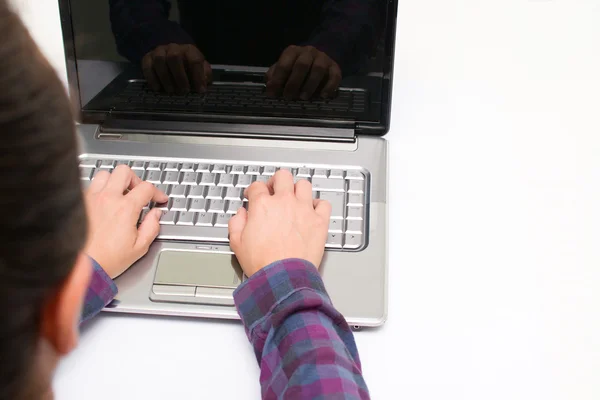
[[100, 117, 356, 143]]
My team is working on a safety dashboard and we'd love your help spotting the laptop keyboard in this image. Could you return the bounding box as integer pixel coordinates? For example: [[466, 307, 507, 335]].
[[109, 81, 368, 118], [79, 157, 368, 250]]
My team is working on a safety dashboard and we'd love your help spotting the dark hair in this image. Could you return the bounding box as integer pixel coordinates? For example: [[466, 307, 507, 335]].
[[0, 2, 87, 399]]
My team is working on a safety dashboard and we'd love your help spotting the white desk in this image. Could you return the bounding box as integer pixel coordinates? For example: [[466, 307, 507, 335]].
[[15, 1, 600, 399]]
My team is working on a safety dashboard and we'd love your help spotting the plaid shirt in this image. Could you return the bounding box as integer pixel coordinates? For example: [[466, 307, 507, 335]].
[[82, 257, 369, 399]]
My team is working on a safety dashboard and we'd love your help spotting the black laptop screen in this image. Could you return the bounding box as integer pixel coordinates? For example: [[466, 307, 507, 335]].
[[65, 0, 396, 131]]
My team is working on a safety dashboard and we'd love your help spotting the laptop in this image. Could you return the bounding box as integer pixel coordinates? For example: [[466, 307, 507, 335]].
[[60, 0, 397, 328]]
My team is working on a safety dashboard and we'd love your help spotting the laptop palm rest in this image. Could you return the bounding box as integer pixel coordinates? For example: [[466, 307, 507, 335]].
[[150, 250, 244, 307]]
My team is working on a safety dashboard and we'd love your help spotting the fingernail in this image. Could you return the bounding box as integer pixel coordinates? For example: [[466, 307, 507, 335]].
[[320, 92, 329, 99]]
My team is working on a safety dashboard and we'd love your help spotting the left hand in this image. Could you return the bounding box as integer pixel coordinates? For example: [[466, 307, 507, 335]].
[[266, 45, 342, 100]]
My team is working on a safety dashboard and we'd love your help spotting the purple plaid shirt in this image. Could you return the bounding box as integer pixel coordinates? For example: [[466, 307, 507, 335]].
[[82, 257, 369, 399]]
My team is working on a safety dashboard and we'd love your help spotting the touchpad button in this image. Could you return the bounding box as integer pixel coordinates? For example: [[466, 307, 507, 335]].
[[154, 250, 243, 288]]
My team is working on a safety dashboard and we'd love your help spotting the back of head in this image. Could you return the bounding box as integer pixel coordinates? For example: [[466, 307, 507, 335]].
[[0, 1, 87, 398]]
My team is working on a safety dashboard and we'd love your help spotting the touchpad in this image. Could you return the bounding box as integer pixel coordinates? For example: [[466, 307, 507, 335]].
[[154, 250, 243, 288]]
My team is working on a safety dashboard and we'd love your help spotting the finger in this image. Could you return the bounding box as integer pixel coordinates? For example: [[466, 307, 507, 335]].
[[204, 60, 213, 85], [127, 181, 168, 209], [134, 208, 162, 253], [266, 46, 300, 97], [294, 179, 313, 204], [265, 64, 276, 84], [142, 52, 161, 92], [104, 165, 142, 194], [300, 52, 329, 100], [245, 181, 270, 202], [313, 199, 332, 220], [152, 46, 175, 93], [166, 44, 190, 94], [321, 63, 342, 99], [268, 169, 295, 194], [283, 48, 315, 99], [87, 170, 111, 194], [184, 45, 207, 92], [228, 207, 247, 252]]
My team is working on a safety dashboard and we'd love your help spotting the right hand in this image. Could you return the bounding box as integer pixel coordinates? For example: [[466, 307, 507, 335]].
[[142, 43, 212, 94], [228, 170, 332, 277], [84, 165, 168, 279]]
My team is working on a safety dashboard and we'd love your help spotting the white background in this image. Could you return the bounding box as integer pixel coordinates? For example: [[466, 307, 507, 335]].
[[11, 0, 600, 399]]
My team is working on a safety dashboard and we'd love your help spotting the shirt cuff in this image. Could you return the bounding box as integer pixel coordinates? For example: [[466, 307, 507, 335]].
[[233, 258, 328, 333], [81, 256, 118, 323]]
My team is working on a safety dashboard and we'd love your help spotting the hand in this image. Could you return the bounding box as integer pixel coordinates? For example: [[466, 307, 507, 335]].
[[84, 165, 169, 279], [266, 45, 342, 100], [228, 170, 332, 277], [142, 43, 212, 94]]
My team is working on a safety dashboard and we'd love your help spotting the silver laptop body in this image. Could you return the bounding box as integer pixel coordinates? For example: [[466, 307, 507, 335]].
[[60, 0, 398, 327]]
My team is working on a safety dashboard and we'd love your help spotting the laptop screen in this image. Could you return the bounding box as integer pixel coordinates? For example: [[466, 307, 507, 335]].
[[64, 0, 396, 132]]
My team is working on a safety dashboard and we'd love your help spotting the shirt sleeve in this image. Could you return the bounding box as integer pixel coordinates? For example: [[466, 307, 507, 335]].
[[108, 0, 196, 63], [234, 259, 370, 399], [303, 0, 385, 75], [80, 257, 118, 324]]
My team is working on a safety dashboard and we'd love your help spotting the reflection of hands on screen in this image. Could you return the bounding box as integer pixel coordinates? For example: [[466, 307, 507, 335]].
[[142, 44, 212, 94], [265, 45, 342, 100]]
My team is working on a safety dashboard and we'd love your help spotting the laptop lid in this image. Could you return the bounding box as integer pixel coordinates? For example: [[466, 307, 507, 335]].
[[59, 0, 398, 136]]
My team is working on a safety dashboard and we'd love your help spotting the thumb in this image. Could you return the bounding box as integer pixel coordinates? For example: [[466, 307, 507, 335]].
[[135, 208, 162, 255], [228, 207, 247, 251]]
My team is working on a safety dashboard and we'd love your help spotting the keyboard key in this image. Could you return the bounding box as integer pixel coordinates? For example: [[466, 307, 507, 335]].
[[328, 219, 343, 233], [80, 167, 94, 180], [189, 198, 207, 212], [345, 220, 363, 234], [159, 225, 230, 241], [199, 173, 217, 186], [163, 171, 181, 184], [131, 161, 146, 170], [176, 211, 195, 226], [326, 233, 343, 248], [227, 200, 243, 214], [235, 174, 253, 188], [99, 159, 115, 169], [156, 184, 169, 195], [217, 174, 235, 187], [225, 187, 243, 200], [159, 211, 177, 225], [215, 213, 231, 227], [343, 233, 362, 249], [196, 163, 211, 173], [231, 165, 245, 174], [312, 178, 345, 192], [347, 193, 364, 207], [279, 166, 292, 173], [208, 200, 226, 213], [319, 192, 345, 219], [181, 172, 199, 185], [134, 169, 145, 179], [164, 162, 180, 171], [116, 160, 130, 167], [180, 163, 195, 172], [313, 168, 328, 178], [147, 162, 162, 171], [262, 166, 276, 176], [345, 170, 364, 180], [348, 180, 365, 194], [329, 169, 344, 179], [169, 185, 188, 198], [195, 212, 213, 227], [206, 186, 223, 200], [145, 170, 163, 184], [79, 159, 98, 168], [171, 198, 188, 211], [297, 168, 311, 178], [346, 206, 363, 220], [188, 186, 206, 199], [255, 175, 269, 184], [246, 165, 261, 175], [212, 164, 226, 173]]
